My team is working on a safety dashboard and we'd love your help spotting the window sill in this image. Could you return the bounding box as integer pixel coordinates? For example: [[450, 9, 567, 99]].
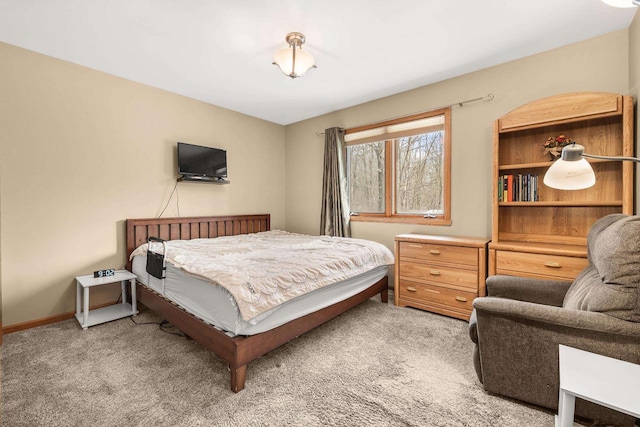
[[350, 215, 452, 226]]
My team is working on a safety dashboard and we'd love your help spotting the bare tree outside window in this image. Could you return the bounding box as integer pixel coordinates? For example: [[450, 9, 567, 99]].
[[347, 141, 385, 213], [396, 131, 444, 214]]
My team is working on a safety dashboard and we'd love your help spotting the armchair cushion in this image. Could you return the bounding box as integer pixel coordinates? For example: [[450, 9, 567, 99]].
[[563, 214, 640, 322]]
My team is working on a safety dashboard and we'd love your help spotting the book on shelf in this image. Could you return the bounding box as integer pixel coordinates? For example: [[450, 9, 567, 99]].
[[498, 174, 538, 202]]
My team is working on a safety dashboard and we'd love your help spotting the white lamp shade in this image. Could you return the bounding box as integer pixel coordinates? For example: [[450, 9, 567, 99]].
[[601, 0, 637, 7], [543, 158, 596, 190], [273, 46, 316, 78]]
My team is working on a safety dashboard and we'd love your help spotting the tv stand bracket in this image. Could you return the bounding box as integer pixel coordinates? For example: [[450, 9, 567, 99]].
[[178, 176, 230, 184]]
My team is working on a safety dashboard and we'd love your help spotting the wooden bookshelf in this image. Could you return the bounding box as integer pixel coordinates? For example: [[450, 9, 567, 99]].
[[490, 92, 634, 281]]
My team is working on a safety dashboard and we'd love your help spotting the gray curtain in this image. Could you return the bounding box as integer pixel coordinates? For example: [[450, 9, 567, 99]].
[[320, 127, 351, 237]]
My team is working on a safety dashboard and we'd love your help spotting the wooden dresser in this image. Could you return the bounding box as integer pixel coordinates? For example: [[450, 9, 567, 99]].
[[394, 234, 490, 321]]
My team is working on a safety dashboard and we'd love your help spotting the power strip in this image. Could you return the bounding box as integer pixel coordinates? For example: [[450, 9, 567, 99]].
[[93, 269, 115, 278]]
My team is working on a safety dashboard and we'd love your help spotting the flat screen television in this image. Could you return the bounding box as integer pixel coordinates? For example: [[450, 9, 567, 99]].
[[177, 142, 227, 180]]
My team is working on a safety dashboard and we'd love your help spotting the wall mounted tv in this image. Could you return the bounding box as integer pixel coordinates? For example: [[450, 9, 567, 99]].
[[177, 142, 228, 183]]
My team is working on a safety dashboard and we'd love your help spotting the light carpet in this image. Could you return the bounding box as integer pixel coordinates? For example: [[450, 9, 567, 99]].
[[1, 299, 554, 426]]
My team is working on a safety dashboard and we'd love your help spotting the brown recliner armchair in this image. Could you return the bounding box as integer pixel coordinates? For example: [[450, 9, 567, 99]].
[[469, 214, 640, 426]]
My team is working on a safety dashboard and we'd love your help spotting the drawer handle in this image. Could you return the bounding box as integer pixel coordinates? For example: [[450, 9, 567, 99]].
[[544, 262, 562, 268], [408, 244, 422, 248], [406, 286, 417, 292], [429, 270, 441, 276], [455, 296, 468, 302], [429, 249, 441, 255]]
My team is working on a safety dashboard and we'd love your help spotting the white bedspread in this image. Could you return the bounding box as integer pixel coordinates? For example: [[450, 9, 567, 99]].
[[130, 230, 394, 321]]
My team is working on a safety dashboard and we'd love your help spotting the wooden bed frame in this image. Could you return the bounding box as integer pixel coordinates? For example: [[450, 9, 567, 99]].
[[125, 214, 388, 392]]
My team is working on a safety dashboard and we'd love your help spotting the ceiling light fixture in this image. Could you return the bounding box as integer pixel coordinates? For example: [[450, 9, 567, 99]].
[[601, 0, 640, 7], [543, 142, 640, 190], [273, 32, 317, 79]]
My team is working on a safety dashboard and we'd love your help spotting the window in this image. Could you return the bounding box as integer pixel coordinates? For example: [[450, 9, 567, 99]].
[[345, 108, 451, 225]]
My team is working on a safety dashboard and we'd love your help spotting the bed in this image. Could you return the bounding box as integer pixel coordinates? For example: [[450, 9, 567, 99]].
[[125, 214, 391, 392]]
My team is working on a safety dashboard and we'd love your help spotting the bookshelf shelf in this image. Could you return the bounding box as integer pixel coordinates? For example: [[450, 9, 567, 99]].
[[499, 158, 614, 171], [490, 92, 634, 281], [498, 200, 623, 207]]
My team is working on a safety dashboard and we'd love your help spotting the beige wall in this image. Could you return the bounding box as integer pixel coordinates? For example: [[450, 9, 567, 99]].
[[0, 27, 636, 328], [0, 42, 285, 326], [0, 164, 2, 333], [284, 30, 631, 252]]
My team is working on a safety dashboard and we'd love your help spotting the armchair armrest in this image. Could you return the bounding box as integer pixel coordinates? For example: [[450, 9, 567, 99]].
[[467, 308, 482, 383], [473, 297, 640, 338], [468, 308, 478, 343], [486, 275, 572, 307]]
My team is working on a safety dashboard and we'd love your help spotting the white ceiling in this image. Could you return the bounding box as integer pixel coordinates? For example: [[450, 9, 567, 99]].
[[0, 1, 636, 125]]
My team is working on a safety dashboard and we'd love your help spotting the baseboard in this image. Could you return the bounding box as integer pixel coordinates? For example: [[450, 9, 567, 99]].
[[2, 301, 117, 335]]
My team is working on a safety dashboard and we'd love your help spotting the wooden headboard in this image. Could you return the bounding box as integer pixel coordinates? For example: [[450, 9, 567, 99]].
[[125, 214, 270, 270]]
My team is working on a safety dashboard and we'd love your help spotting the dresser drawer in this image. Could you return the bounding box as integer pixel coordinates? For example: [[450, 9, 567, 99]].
[[495, 250, 587, 281], [398, 280, 476, 313], [398, 241, 478, 267], [398, 260, 478, 290]]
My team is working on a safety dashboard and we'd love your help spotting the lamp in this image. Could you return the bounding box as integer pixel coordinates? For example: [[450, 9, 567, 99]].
[[543, 142, 640, 190], [601, 0, 640, 7], [273, 32, 317, 79]]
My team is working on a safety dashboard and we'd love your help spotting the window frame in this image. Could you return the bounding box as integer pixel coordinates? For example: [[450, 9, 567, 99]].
[[345, 107, 451, 225]]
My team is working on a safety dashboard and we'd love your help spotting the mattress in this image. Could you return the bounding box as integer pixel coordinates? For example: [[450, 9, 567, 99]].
[[132, 255, 388, 336], [131, 230, 394, 321]]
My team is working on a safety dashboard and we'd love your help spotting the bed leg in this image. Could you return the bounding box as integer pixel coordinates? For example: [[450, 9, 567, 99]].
[[380, 288, 388, 303], [230, 364, 247, 393]]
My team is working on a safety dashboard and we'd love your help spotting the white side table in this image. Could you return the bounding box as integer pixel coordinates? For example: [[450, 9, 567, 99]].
[[75, 270, 138, 329], [556, 344, 640, 427]]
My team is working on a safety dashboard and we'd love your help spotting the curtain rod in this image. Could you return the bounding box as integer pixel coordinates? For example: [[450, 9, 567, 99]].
[[315, 93, 494, 136]]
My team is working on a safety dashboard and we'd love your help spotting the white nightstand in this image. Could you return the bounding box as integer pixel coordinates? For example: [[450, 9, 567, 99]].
[[75, 270, 138, 329]]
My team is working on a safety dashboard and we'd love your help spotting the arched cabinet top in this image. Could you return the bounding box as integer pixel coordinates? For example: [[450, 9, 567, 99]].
[[498, 92, 624, 133]]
